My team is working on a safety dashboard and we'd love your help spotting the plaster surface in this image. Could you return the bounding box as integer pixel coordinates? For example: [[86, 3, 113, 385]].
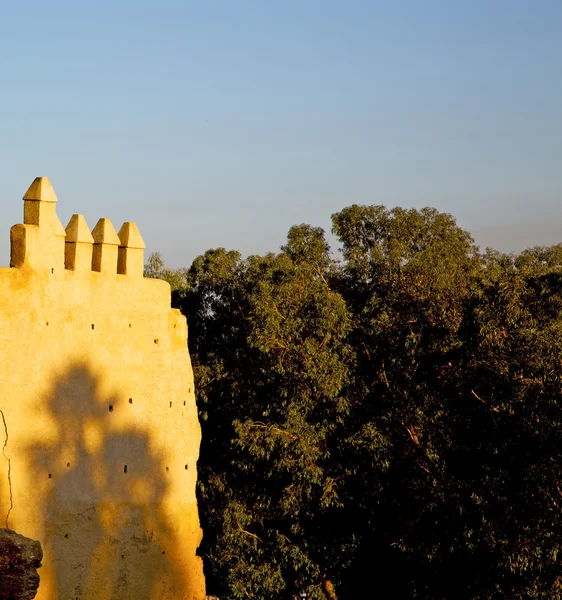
[[0, 178, 206, 600]]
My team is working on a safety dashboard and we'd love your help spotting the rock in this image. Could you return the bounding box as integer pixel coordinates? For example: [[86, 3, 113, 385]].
[[0, 528, 43, 599]]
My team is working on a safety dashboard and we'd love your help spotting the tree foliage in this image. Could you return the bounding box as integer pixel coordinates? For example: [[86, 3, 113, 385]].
[[174, 238, 352, 599], [144, 251, 189, 294], [148, 210, 562, 599]]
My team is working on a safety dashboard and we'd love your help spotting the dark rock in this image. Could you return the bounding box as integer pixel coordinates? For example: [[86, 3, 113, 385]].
[[0, 528, 42, 600]]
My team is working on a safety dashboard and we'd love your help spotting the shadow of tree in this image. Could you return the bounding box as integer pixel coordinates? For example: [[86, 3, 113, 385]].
[[26, 364, 188, 600]]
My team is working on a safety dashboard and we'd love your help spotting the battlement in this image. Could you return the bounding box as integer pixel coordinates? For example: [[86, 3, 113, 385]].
[[10, 177, 145, 277]]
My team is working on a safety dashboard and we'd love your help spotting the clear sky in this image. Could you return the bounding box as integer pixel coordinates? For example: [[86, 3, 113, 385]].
[[1, 1, 561, 266]]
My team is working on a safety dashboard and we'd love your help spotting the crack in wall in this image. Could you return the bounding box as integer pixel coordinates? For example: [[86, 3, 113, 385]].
[[0, 409, 13, 528]]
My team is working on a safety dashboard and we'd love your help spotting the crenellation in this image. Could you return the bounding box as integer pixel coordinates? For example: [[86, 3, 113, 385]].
[[10, 224, 37, 268], [12, 177, 66, 272], [64, 214, 94, 271], [23, 178, 65, 236], [117, 222, 145, 276], [10, 179, 154, 279], [91, 217, 120, 273]]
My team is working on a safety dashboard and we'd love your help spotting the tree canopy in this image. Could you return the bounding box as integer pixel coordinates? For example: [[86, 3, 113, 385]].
[[147, 207, 562, 600]]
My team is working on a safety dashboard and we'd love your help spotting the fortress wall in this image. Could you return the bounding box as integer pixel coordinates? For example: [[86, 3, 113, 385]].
[[0, 178, 205, 600]]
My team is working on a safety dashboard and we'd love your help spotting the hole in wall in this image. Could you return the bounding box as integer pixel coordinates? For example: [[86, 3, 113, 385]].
[[188, 388, 191, 393], [185, 464, 188, 470], [121, 554, 125, 559], [162, 551, 165, 555], [64, 534, 68, 539], [48, 474, 52, 479], [154, 339, 159, 345], [124, 465, 127, 474], [46, 322, 49, 326], [91, 324, 95, 330], [51, 268, 54, 274], [129, 324, 132, 328], [173, 324, 177, 329], [166, 467, 169, 473], [66, 462, 70, 468], [129, 398, 133, 404], [109, 405, 113, 412], [169, 401, 172, 408], [183, 401, 186, 406]]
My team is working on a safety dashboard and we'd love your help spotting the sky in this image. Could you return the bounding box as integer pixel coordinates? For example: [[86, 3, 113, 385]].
[[1, 0, 561, 267]]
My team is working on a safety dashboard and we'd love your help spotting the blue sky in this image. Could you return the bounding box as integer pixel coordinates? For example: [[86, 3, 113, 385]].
[[1, 1, 561, 266]]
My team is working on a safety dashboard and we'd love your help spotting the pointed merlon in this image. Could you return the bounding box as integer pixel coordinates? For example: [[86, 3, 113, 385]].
[[65, 215, 94, 271], [117, 222, 145, 276], [23, 177, 58, 203], [91, 218, 119, 273], [91, 218, 120, 245], [117, 222, 145, 249], [65, 215, 94, 243], [21, 177, 66, 272]]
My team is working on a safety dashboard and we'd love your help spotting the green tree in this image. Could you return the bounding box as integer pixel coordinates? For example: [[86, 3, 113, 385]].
[[330, 205, 483, 598], [329, 204, 562, 598], [144, 251, 189, 294], [179, 236, 353, 599], [160, 207, 562, 599], [441, 247, 562, 599]]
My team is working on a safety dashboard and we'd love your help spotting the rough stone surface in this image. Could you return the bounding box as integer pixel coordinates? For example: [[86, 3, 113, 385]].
[[0, 528, 42, 600]]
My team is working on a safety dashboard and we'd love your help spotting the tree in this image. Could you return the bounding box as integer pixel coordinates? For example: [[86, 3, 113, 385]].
[[157, 207, 562, 599], [329, 205, 483, 598], [176, 235, 353, 599], [441, 247, 562, 599], [329, 203, 562, 598], [144, 251, 189, 296]]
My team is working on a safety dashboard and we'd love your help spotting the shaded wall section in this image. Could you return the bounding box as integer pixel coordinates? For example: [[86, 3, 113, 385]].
[[0, 177, 206, 600]]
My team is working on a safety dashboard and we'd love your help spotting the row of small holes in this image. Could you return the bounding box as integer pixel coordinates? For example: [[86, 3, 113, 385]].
[[90, 325, 162, 344], [42, 324, 182, 336], [49, 464, 189, 478], [41, 323, 134, 329], [43, 323, 173, 342], [108, 399, 189, 411]]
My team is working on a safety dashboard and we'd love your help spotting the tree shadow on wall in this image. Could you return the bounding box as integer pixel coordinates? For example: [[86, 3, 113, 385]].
[[26, 364, 187, 600]]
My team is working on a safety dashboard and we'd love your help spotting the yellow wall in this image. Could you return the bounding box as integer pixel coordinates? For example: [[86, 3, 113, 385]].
[[0, 178, 206, 600]]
